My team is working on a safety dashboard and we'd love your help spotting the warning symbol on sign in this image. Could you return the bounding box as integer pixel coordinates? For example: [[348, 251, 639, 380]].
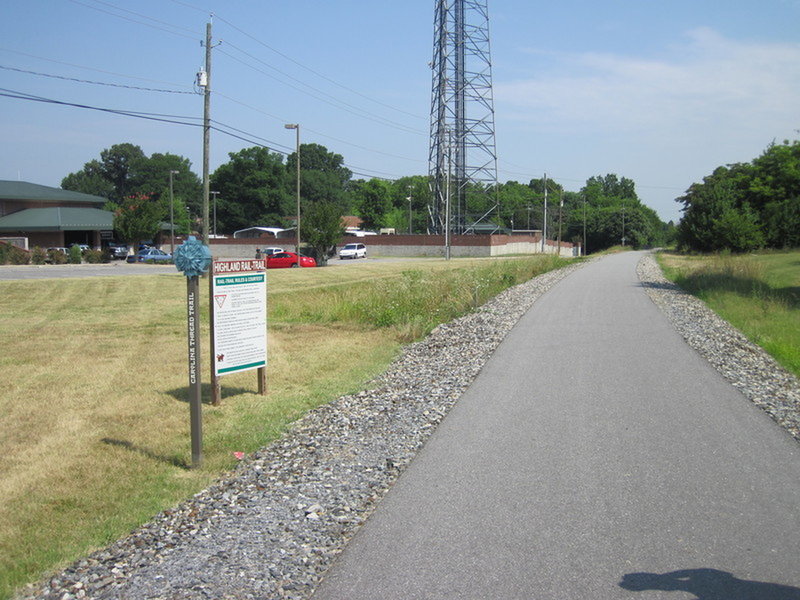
[[214, 294, 227, 309]]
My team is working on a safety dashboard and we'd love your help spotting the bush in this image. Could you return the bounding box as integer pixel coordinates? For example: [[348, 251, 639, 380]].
[[84, 249, 104, 264], [48, 249, 68, 265], [712, 206, 765, 253], [31, 247, 47, 265], [68, 245, 82, 264], [8, 245, 31, 265]]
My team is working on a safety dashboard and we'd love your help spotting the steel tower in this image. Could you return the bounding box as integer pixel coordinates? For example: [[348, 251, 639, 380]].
[[428, 0, 499, 235]]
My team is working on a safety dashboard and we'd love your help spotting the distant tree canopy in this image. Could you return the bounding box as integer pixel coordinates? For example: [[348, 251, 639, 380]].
[[62, 143, 201, 243], [495, 173, 673, 253], [61, 143, 679, 254], [677, 140, 800, 252]]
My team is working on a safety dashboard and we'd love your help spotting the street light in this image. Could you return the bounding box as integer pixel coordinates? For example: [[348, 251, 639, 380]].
[[210, 191, 219, 238], [284, 123, 301, 268], [406, 194, 412, 234], [168, 169, 179, 254]]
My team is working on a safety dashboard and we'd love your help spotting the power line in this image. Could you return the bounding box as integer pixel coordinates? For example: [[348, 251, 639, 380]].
[[214, 14, 426, 122], [0, 87, 406, 181], [0, 64, 196, 94], [65, 0, 198, 40], [213, 90, 425, 165], [218, 43, 424, 136], [0, 47, 195, 89]]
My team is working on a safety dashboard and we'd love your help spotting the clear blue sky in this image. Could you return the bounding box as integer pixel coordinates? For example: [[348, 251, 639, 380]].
[[1, 0, 798, 223]]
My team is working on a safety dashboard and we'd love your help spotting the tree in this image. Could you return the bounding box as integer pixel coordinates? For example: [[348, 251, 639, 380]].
[[109, 193, 166, 251], [61, 160, 114, 199], [352, 179, 392, 230], [210, 147, 292, 233], [287, 143, 352, 212], [676, 140, 800, 252], [388, 176, 429, 233], [62, 143, 202, 239], [302, 201, 345, 265]]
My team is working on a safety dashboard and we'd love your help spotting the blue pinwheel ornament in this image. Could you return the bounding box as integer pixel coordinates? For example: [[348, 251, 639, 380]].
[[174, 236, 212, 277]]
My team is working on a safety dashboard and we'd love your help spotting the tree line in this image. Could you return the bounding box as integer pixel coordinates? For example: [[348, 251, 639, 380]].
[[677, 140, 800, 252], [62, 142, 676, 256]]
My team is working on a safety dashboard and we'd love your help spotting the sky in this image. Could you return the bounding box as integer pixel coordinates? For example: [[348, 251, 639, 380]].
[[1, 0, 799, 224]]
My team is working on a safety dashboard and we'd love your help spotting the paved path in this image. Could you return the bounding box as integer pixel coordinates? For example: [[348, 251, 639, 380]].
[[312, 251, 800, 599]]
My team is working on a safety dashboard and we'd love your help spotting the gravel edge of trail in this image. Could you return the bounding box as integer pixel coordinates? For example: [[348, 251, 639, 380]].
[[637, 253, 800, 442], [18, 261, 588, 600]]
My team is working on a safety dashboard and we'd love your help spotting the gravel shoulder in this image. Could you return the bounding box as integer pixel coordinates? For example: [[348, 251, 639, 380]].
[[18, 253, 800, 600]]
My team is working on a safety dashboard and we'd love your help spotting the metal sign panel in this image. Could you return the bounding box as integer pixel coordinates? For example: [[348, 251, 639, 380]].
[[211, 259, 267, 376]]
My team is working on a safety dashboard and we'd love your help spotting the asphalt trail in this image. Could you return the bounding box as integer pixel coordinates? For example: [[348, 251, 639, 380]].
[[312, 251, 800, 599]]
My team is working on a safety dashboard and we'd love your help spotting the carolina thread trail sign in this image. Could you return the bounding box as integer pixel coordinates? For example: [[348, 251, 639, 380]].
[[174, 236, 212, 469], [210, 259, 268, 404]]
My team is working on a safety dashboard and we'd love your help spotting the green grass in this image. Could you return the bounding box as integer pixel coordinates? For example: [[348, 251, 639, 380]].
[[0, 255, 570, 599], [657, 250, 800, 377]]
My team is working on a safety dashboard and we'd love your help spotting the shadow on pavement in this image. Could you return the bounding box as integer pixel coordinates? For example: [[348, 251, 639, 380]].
[[620, 568, 800, 599]]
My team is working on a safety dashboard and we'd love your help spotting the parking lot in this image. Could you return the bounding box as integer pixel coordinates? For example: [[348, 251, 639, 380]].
[[0, 256, 426, 280]]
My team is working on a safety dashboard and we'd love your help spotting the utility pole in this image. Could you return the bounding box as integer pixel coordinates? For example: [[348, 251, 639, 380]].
[[621, 201, 626, 247], [542, 173, 548, 253], [407, 193, 413, 234], [201, 20, 212, 246], [583, 195, 587, 256], [169, 169, 179, 254], [210, 191, 219, 237], [284, 124, 301, 267], [557, 190, 563, 256]]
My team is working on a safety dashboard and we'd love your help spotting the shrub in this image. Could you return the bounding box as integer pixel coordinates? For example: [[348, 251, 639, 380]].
[[31, 247, 47, 265], [68, 245, 82, 264], [48, 249, 68, 265], [84, 249, 104, 264], [9, 246, 31, 265]]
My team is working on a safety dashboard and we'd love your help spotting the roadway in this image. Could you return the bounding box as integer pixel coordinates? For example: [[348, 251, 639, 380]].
[[311, 251, 800, 599]]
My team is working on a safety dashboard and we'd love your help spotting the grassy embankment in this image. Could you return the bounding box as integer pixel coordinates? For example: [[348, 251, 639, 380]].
[[657, 250, 800, 377], [0, 255, 569, 599]]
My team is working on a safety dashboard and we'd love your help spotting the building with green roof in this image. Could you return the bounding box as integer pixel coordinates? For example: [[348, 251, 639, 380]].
[[0, 181, 114, 249]]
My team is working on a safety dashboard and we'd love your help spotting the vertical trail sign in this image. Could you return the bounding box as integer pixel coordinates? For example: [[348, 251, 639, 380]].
[[210, 259, 267, 404], [174, 236, 212, 469]]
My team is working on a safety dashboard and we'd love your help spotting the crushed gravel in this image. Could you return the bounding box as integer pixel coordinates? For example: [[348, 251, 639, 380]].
[[18, 254, 800, 600], [637, 253, 800, 442]]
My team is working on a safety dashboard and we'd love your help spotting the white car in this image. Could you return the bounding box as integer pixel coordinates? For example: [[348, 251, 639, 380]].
[[339, 242, 367, 259]]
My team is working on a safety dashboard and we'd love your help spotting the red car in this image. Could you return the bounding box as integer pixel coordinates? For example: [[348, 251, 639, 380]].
[[266, 251, 317, 269]]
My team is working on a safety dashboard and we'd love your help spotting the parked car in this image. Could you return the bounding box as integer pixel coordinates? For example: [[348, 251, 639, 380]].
[[107, 243, 128, 260], [257, 247, 283, 257], [339, 242, 367, 259], [266, 251, 316, 269], [69, 243, 90, 253], [127, 247, 173, 263]]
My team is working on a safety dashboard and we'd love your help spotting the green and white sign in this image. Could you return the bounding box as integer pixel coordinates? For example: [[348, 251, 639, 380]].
[[211, 260, 267, 376]]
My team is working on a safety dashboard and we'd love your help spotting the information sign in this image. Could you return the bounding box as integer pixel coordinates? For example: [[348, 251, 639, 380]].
[[211, 259, 267, 377]]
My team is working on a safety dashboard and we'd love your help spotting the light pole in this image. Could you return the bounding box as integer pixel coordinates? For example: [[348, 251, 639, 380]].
[[583, 195, 587, 256], [407, 194, 412, 234], [285, 123, 301, 267], [210, 191, 219, 238], [169, 169, 179, 255]]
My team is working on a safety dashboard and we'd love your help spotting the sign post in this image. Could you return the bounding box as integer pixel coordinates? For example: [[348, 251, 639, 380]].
[[174, 236, 212, 468], [210, 259, 268, 404]]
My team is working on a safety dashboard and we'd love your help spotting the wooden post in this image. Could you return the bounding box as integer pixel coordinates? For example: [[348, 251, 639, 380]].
[[209, 265, 222, 405]]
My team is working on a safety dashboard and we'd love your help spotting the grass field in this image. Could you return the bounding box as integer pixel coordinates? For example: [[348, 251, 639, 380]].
[[657, 250, 800, 377], [0, 255, 569, 599]]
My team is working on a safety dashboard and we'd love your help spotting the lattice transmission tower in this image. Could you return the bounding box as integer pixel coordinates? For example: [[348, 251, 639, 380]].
[[428, 0, 499, 235]]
